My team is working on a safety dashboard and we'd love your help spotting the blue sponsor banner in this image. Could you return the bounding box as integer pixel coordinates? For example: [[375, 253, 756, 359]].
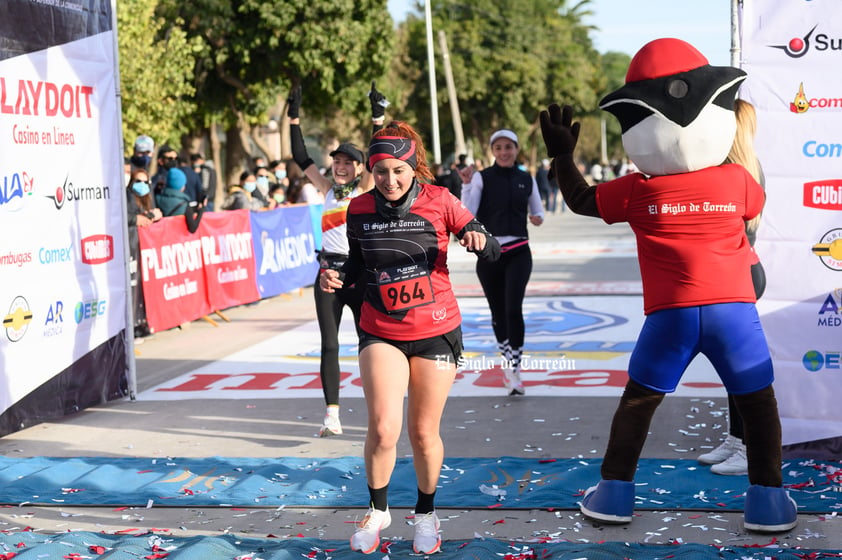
[[309, 203, 324, 250], [250, 206, 319, 298]]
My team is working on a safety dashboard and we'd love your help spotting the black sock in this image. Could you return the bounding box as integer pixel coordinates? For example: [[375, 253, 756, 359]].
[[368, 484, 389, 512], [415, 488, 436, 515]]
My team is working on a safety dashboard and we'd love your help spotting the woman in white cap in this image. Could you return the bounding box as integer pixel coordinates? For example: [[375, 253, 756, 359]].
[[287, 82, 386, 437], [460, 129, 544, 395]]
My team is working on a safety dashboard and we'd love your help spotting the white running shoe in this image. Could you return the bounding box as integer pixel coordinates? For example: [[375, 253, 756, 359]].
[[503, 368, 525, 396], [350, 507, 391, 554], [319, 410, 342, 437], [697, 434, 742, 465], [710, 445, 748, 476], [412, 511, 441, 554]]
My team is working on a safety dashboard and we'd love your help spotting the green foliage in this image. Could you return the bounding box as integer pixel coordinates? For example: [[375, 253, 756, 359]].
[[597, 50, 632, 161], [117, 0, 197, 154], [155, 0, 394, 131], [114, 0, 630, 173], [400, 0, 605, 164]]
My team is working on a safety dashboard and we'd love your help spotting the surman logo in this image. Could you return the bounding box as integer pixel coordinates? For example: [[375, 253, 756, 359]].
[[771, 25, 842, 59], [46, 176, 111, 210], [771, 25, 817, 58]]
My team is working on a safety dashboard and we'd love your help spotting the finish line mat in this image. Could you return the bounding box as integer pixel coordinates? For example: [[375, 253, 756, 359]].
[[1, 531, 841, 560], [0, 456, 840, 513]]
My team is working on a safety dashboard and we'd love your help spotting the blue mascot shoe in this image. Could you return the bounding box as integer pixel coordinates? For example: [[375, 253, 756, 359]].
[[744, 484, 798, 532], [579, 479, 635, 523]]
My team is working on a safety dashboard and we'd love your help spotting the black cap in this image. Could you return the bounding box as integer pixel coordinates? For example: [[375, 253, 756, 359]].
[[329, 142, 364, 164]]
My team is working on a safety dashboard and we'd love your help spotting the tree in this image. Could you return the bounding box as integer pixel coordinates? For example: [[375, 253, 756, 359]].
[[596, 50, 632, 163], [399, 0, 603, 168], [155, 0, 395, 184], [116, 0, 197, 155]]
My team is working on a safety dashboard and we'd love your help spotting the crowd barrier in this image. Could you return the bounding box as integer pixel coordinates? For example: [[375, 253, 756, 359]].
[[135, 205, 323, 333]]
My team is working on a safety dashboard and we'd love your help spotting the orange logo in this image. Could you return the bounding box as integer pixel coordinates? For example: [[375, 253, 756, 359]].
[[790, 83, 809, 113]]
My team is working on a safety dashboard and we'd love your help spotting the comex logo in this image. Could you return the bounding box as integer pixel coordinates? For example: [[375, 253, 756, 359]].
[[803, 350, 841, 372]]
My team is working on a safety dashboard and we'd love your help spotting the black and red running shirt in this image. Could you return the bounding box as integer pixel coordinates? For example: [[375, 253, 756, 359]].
[[345, 183, 475, 340]]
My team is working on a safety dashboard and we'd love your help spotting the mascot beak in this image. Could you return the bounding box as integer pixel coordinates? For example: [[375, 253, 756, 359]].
[[599, 65, 746, 133]]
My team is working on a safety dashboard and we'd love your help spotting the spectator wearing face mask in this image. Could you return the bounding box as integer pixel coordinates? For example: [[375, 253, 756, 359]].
[[221, 170, 266, 211], [127, 168, 162, 227], [126, 167, 161, 339], [253, 166, 273, 208], [151, 145, 205, 204], [269, 159, 289, 190], [130, 135, 155, 173]]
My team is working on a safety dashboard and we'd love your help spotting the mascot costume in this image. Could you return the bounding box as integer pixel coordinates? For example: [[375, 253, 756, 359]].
[[540, 38, 797, 533]]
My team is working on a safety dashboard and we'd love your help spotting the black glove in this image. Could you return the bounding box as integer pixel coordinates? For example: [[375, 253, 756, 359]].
[[287, 84, 302, 119], [539, 103, 580, 158], [368, 81, 389, 119]]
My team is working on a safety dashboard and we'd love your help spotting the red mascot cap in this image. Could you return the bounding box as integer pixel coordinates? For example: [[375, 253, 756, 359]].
[[625, 38, 709, 83]]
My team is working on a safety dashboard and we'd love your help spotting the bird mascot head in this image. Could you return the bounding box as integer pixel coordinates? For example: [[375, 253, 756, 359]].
[[599, 38, 746, 176]]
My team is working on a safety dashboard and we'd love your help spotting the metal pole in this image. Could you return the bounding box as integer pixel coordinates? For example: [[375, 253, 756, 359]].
[[438, 30, 466, 162], [425, 0, 442, 164], [600, 118, 607, 165], [730, 0, 741, 67], [110, 0, 137, 399]]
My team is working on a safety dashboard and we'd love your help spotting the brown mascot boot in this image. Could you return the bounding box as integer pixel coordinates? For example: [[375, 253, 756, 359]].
[[580, 380, 664, 523], [732, 385, 797, 532]]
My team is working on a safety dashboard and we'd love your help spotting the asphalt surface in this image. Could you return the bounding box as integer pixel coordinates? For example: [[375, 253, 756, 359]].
[[0, 210, 839, 551]]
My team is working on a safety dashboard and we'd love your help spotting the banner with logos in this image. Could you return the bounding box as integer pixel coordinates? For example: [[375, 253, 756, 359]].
[[138, 206, 319, 333], [0, 1, 129, 436], [251, 204, 319, 299], [137, 216, 214, 333], [739, 1, 842, 444]]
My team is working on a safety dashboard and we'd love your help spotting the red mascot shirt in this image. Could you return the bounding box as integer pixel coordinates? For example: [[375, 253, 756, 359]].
[[596, 164, 764, 314]]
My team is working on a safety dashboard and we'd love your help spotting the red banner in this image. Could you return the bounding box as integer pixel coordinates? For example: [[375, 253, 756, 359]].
[[199, 211, 260, 310], [137, 210, 278, 333], [139, 216, 212, 333]]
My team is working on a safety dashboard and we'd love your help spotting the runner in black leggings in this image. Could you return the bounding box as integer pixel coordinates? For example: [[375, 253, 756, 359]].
[[287, 82, 388, 436], [460, 129, 544, 395]]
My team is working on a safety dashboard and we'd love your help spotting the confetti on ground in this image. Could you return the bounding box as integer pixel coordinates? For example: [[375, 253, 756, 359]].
[[0, 456, 838, 513]]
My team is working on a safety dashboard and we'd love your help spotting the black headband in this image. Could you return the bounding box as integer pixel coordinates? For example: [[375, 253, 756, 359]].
[[367, 136, 417, 170]]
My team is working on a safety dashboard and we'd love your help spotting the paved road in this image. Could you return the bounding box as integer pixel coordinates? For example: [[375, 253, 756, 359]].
[[0, 210, 838, 551]]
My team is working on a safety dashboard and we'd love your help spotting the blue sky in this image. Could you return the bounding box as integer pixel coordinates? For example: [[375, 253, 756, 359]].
[[387, 0, 733, 66]]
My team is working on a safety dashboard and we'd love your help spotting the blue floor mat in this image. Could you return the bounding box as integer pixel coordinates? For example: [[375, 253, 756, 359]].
[[1, 531, 841, 559], [0, 456, 839, 513]]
